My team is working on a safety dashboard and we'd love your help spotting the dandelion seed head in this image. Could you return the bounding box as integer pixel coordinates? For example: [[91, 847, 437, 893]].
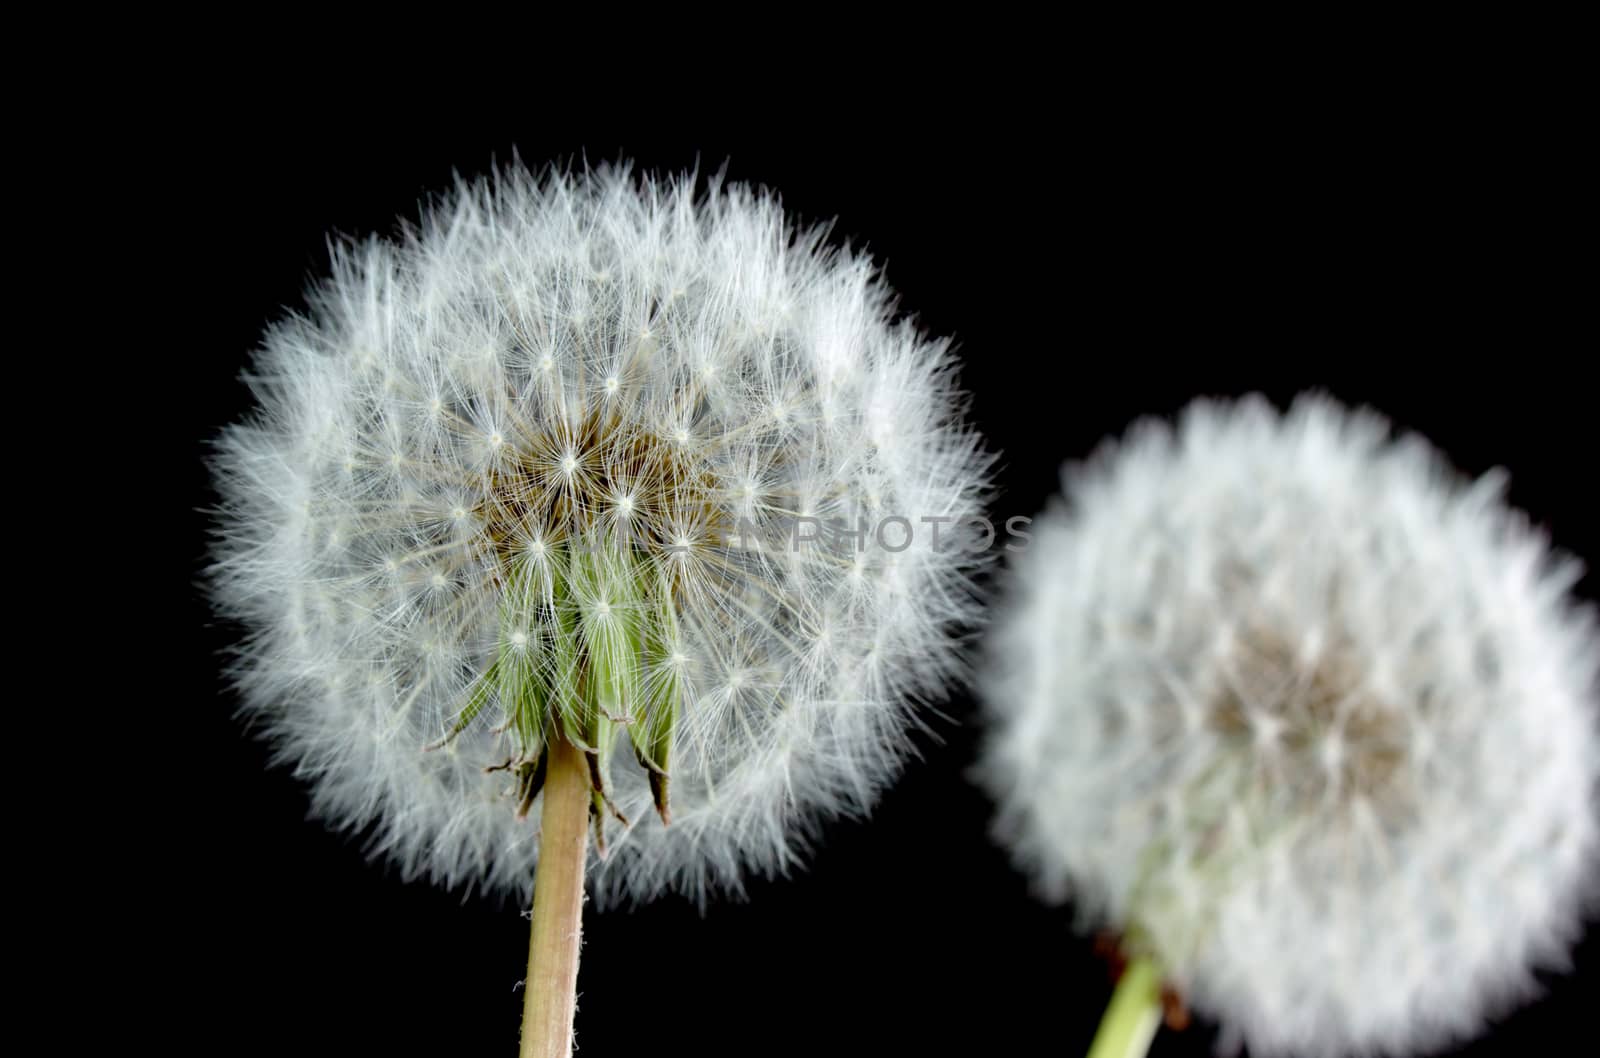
[[210, 163, 989, 906], [980, 394, 1600, 1056]]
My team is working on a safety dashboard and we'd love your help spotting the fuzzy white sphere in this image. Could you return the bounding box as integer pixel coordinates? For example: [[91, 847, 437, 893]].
[[211, 165, 988, 905], [981, 394, 1599, 1056]]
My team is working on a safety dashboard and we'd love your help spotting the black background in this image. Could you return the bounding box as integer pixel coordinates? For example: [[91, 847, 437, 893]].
[[166, 94, 1594, 1056]]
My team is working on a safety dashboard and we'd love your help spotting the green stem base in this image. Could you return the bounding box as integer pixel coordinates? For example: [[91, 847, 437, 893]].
[[1086, 957, 1163, 1058]]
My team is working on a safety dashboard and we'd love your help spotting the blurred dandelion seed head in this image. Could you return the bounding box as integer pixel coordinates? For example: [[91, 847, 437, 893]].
[[981, 393, 1600, 1057]]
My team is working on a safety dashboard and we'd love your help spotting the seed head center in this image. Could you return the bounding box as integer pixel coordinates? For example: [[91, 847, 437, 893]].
[[474, 411, 720, 569]]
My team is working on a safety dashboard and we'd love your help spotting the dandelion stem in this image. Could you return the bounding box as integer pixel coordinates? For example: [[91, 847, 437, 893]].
[[520, 734, 589, 1058], [1086, 957, 1162, 1058]]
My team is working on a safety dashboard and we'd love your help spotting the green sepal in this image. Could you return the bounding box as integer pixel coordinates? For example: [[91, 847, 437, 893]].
[[479, 531, 686, 843], [591, 788, 608, 855], [629, 562, 680, 824], [570, 544, 642, 821], [425, 657, 501, 750], [513, 748, 548, 820]]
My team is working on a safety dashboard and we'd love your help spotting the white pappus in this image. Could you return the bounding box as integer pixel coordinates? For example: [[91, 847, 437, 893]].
[[980, 394, 1599, 1056], [210, 164, 990, 906]]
